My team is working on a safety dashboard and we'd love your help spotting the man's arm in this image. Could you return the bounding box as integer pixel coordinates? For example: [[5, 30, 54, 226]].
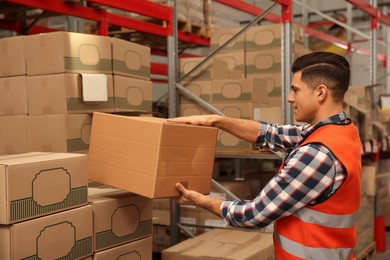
[[167, 115, 260, 144]]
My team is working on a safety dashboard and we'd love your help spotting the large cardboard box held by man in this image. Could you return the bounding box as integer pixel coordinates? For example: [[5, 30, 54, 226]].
[[88, 112, 218, 198]]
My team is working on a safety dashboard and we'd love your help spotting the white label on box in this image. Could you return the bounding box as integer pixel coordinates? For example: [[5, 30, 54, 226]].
[[81, 74, 108, 102]]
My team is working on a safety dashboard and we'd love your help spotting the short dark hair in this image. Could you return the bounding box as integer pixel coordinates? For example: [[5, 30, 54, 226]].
[[291, 52, 350, 103]]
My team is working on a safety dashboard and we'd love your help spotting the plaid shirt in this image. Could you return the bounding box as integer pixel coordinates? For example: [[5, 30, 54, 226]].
[[220, 112, 351, 228]]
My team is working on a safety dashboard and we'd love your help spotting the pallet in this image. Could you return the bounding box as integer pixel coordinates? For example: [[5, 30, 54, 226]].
[[355, 241, 376, 260]]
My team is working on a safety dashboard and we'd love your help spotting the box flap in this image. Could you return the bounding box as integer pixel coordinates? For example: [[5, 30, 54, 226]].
[[82, 74, 108, 102]]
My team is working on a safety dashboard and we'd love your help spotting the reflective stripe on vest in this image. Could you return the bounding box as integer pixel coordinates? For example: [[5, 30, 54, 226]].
[[293, 207, 357, 228], [275, 232, 353, 260]]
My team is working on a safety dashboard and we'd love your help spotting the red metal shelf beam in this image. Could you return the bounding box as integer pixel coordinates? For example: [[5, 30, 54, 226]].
[[214, 0, 281, 23]]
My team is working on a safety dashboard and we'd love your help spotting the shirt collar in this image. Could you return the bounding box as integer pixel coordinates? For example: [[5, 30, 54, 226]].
[[300, 112, 350, 139]]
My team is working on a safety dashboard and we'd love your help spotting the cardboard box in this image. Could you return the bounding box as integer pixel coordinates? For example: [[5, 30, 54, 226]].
[[88, 112, 218, 198], [0, 204, 93, 260], [25, 31, 112, 76], [88, 187, 153, 252], [246, 47, 311, 76], [113, 75, 152, 113], [211, 78, 268, 104], [179, 57, 229, 81], [0, 76, 27, 116], [210, 28, 245, 52], [93, 236, 152, 260], [0, 35, 26, 77], [245, 24, 304, 51], [67, 113, 92, 153], [26, 74, 67, 115], [215, 51, 245, 79], [111, 37, 151, 80], [246, 48, 281, 75], [66, 73, 115, 114], [179, 80, 212, 104], [26, 114, 67, 153], [255, 106, 283, 125], [0, 115, 27, 155], [162, 229, 274, 260], [0, 152, 88, 224], [179, 103, 212, 116]]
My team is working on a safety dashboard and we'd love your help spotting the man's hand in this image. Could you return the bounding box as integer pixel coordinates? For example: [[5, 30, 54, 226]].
[[174, 182, 202, 205], [167, 115, 222, 127], [175, 182, 224, 217]]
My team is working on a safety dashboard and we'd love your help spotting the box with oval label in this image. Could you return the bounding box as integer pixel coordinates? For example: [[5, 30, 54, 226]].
[[88, 187, 153, 252], [67, 114, 92, 153], [113, 75, 152, 113], [0, 204, 93, 260], [246, 24, 304, 51], [111, 37, 150, 80], [25, 31, 112, 76], [93, 236, 152, 260], [211, 78, 268, 104], [0, 152, 88, 224]]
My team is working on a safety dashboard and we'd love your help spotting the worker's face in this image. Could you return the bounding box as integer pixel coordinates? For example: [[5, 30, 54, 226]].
[[287, 71, 319, 124]]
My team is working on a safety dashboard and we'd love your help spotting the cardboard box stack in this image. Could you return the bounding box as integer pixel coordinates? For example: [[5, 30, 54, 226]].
[[179, 23, 310, 150], [88, 186, 153, 259], [353, 164, 376, 257], [162, 228, 274, 260], [0, 152, 92, 260], [0, 32, 152, 155]]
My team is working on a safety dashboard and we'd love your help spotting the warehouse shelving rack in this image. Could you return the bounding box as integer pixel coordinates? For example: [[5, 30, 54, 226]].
[[1, 0, 390, 247]]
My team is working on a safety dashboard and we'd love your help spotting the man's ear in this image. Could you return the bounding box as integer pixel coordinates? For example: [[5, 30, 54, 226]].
[[316, 85, 328, 101]]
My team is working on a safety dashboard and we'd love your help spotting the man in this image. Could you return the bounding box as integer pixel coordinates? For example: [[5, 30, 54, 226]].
[[168, 52, 362, 260]]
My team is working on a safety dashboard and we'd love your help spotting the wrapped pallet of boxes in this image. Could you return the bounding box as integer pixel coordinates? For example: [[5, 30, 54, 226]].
[[87, 112, 218, 198]]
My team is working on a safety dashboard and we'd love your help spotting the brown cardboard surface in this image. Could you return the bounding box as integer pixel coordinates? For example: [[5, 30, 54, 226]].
[[26, 114, 67, 152], [111, 37, 151, 80], [0, 204, 93, 260], [93, 236, 152, 260], [215, 51, 245, 79], [113, 75, 152, 113], [67, 113, 92, 153], [210, 28, 245, 52], [25, 31, 112, 76], [0, 35, 26, 77], [245, 24, 304, 51], [66, 73, 114, 114], [162, 229, 274, 260], [255, 106, 283, 125], [88, 112, 218, 198], [0, 76, 27, 116], [179, 103, 211, 116], [0, 115, 27, 155], [211, 78, 268, 104], [26, 74, 67, 115], [180, 80, 212, 103], [179, 57, 229, 81], [246, 48, 281, 75], [88, 187, 153, 252], [0, 152, 88, 224]]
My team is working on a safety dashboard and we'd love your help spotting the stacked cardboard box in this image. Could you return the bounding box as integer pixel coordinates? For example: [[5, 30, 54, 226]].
[[88, 186, 153, 259], [0, 32, 152, 155], [179, 23, 310, 150], [353, 164, 376, 257], [0, 152, 92, 260], [162, 228, 274, 260]]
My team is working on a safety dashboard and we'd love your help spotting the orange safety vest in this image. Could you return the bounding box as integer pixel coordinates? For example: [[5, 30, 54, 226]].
[[274, 123, 361, 260]]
